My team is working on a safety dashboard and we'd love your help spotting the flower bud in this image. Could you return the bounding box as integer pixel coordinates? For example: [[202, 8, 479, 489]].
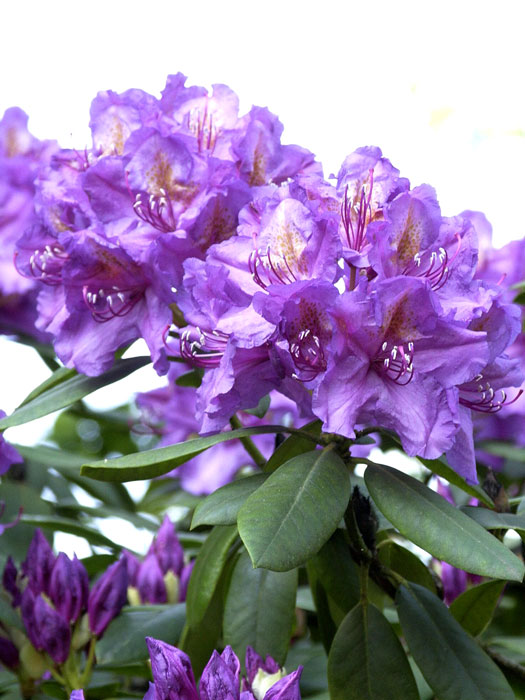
[[70, 691, 85, 700], [21, 529, 55, 595], [245, 647, 280, 688], [137, 553, 167, 604], [71, 613, 91, 651], [146, 636, 199, 700], [2, 556, 21, 606], [49, 553, 89, 623], [122, 550, 141, 587], [88, 557, 128, 636], [0, 636, 19, 669], [164, 570, 179, 604], [200, 647, 240, 700], [33, 594, 71, 664], [178, 561, 194, 602], [20, 588, 41, 649], [262, 668, 303, 700], [151, 515, 184, 576]]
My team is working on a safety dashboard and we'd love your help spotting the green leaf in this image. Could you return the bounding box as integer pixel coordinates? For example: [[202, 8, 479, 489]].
[[238, 447, 350, 571], [308, 529, 360, 614], [243, 394, 271, 418], [396, 583, 514, 699], [191, 474, 267, 528], [185, 525, 238, 627], [175, 370, 202, 388], [461, 506, 525, 533], [96, 604, 185, 665], [265, 420, 322, 473], [417, 455, 494, 507], [16, 443, 136, 510], [328, 602, 419, 700], [81, 425, 288, 482], [223, 550, 297, 666], [450, 580, 506, 637], [0, 356, 150, 430], [18, 366, 77, 407], [0, 596, 23, 630], [20, 515, 122, 551], [364, 462, 524, 581], [377, 540, 437, 593], [478, 442, 525, 462]]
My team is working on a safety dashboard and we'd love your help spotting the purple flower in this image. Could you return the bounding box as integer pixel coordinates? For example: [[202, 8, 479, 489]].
[[33, 594, 71, 664], [88, 557, 128, 636], [2, 555, 21, 606], [48, 553, 89, 623], [0, 412, 23, 476], [21, 528, 55, 595], [145, 638, 303, 700], [136, 552, 167, 604], [151, 515, 184, 577], [0, 636, 19, 669], [69, 691, 85, 700]]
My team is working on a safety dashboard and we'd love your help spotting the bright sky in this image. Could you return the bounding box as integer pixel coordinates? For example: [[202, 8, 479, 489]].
[[1, 0, 524, 553]]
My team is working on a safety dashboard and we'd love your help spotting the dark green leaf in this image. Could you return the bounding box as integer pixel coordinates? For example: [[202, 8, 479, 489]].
[[175, 370, 202, 388], [185, 525, 238, 626], [191, 474, 267, 528], [308, 529, 360, 614], [81, 425, 288, 482], [265, 420, 322, 473], [377, 540, 436, 593], [450, 580, 506, 637], [0, 356, 150, 430], [364, 463, 524, 580], [243, 394, 271, 419], [396, 583, 514, 699], [417, 455, 493, 507], [461, 506, 525, 533], [328, 602, 419, 700], [223, 550, 297, 666], [180, 555, 234, 677], [20, 515, 121, 551], [0, 483, 53, 562], [96, 604, 185, 665], [238, 447, 350, 571]]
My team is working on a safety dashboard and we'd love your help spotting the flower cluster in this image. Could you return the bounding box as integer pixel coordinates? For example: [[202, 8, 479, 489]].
[[70, 638, 303, 700], [3, 74, 524, 483], [0, 517, 190, 686]]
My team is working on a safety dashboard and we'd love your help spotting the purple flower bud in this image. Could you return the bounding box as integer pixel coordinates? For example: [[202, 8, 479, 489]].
[[122, 549, 141, 587], [137, 553, 167, 604], [178, 560, 194, 602], [88, 557, 128, 636], [70, 691, 85, 700], [151, 516, 184, 576], [33, 594, 71, 664], [200, 647, 240, 700], [0, 636, 19, 669], [49, 553, 89, 623], [146, 636, 199, 700], [263, 668, 303, 700], [20, 587, 41, 649], [245, 647, 280, 687], [2, 556, 21, 606], [21, 529, 55, 595]]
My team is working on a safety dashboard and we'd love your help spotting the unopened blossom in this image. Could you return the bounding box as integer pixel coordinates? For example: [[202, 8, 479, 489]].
[[88, 557, 128, 636], [145, 637, 303, 700]]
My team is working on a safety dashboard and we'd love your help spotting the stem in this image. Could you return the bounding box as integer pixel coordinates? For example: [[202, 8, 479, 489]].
[[348, 265, 357, 291], [79, 637, 97, 688], [229, 415, 267, 470], [360, 562, 370, 605]]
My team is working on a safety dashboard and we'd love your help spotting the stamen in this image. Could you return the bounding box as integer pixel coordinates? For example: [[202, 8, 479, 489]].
[[249, 246, 298, 289], [460, 377, 523, 413], [15, 244, 69, 285], [125, 171, 177, 233], [82, 283, 144, 323], [180, 327, 228, 368], [375, 340, 414, 385]]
